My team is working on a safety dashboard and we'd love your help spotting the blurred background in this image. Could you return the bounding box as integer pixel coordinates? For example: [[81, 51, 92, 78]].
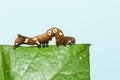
[[0, 0, 120, 80]]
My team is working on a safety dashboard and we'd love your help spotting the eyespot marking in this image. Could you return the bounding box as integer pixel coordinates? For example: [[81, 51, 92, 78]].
[[47, 30, 52, 36], [53, 29, 57, 33], [24, 38, 28, 43], [59, 32, 63, 36]]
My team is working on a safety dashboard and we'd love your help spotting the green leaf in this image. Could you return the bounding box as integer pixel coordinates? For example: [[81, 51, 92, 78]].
[[0, 44, 91, 80]]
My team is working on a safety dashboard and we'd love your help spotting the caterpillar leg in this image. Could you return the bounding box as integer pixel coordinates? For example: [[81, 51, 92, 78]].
[[56, 44, 59, 48], [42, 44, 45, 48], [46, 42, 49, 47], [37, 44, 41, 48], [46, 44, 48, 47], [63, 44, 66, 47]]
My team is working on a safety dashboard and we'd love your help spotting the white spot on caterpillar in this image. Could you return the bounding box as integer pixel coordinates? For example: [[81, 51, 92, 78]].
[[24, 38, 28, 43], [53, 29, 57, 33], [68, 40, 71, 43], [47, 30, 52, 36], [33, 37, 38, 41], [36, 41, 40, 45], [15, 43, 18, 45], [59, 32, 63, 36]]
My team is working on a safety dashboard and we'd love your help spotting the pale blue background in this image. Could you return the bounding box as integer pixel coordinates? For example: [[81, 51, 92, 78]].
[[0, 0, 120, 80]]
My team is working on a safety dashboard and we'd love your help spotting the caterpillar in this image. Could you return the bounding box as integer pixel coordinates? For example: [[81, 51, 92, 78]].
[[14, 27, 76, 49]]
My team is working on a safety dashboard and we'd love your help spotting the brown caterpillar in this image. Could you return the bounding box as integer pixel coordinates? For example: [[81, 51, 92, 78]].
[[14, 27, 76, 49], [14, 28, 55, 49]]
